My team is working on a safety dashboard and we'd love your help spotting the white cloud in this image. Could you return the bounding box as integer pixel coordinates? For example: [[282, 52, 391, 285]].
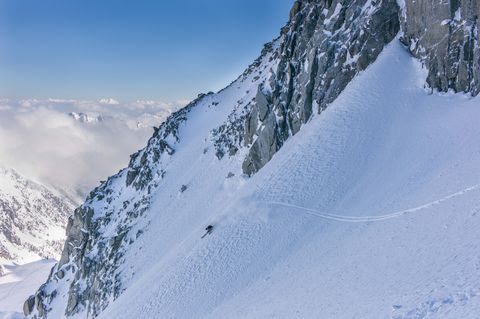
[[0, 98, 188, 202]]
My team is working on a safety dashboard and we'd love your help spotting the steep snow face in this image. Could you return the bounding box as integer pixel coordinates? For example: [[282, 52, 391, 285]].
[[0, 98, 179, 199], [35, 39, 480, 319], [0, 168, 75, 265], [24, 1, 404, 317], [91, 40, 480, 319]]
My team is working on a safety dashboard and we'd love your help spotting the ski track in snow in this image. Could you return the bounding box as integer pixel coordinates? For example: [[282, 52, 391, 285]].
[[93, 39, 480, 319], [267, 183, 480, 222], [41, 38, 480, 319], [388, 286, 480, 319]]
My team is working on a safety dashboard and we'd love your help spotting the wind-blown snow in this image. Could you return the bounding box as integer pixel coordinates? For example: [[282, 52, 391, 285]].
[[63, 39, 480, 319]]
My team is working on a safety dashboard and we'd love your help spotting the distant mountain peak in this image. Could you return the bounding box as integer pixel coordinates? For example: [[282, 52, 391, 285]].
[[98, 98, 120, 105], [69, 112, 105, 124]]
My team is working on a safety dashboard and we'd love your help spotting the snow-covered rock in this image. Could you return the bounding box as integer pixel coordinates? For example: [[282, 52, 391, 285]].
[[0, 167, 76, 265], [68, 112, 104, 124]]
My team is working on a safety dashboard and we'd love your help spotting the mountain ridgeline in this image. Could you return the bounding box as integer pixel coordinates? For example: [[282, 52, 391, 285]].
[[25, 0, 479, 318]]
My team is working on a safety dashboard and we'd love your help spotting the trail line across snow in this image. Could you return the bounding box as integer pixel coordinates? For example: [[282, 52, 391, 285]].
[[267, 184, 480, 223]]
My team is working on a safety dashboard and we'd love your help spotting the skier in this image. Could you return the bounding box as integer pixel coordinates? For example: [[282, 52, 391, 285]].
[[201, 225, 214, 238]]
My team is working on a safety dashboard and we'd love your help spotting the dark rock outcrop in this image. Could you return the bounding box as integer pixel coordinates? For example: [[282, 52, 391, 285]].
[[23, 295, 35, 316], [401, 0, 480, 95], [242, 0, 400, 175]]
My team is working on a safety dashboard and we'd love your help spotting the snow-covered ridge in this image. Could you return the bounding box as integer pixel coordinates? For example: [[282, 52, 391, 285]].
[[24, 39, 279, 317], [0, 167, 76, 265], [216, 0, 400, 175]]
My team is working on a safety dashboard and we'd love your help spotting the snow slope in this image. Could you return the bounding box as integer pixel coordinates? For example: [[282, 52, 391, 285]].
[[80, 40, 480, 318], [0, 260, 56, 319]]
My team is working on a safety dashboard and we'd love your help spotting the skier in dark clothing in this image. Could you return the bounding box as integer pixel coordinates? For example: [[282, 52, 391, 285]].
[[201, 225, 214, 238]]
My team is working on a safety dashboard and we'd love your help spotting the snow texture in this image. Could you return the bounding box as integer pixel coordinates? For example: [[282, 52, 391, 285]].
[[32, 38, 480, 319], [0, 260, 56, 319]]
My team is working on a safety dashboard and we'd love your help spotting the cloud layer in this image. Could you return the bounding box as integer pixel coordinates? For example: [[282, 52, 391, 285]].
[[0, 98, 187, 202]]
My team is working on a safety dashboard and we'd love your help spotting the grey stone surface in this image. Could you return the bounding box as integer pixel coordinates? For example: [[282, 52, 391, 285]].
[[242, 0, 400, 175], [23, 295, 35, 316], [401, 0, 480, 95]]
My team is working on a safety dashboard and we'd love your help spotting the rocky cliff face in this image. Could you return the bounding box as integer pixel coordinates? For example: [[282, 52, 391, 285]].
[[401, 0, 480, 95], [24, 1, 480, 318], [241, 0, 400, 175], [0, 167, 75, 265]]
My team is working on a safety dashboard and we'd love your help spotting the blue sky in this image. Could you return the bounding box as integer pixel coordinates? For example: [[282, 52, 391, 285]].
[[0, 0, 293, 102]]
